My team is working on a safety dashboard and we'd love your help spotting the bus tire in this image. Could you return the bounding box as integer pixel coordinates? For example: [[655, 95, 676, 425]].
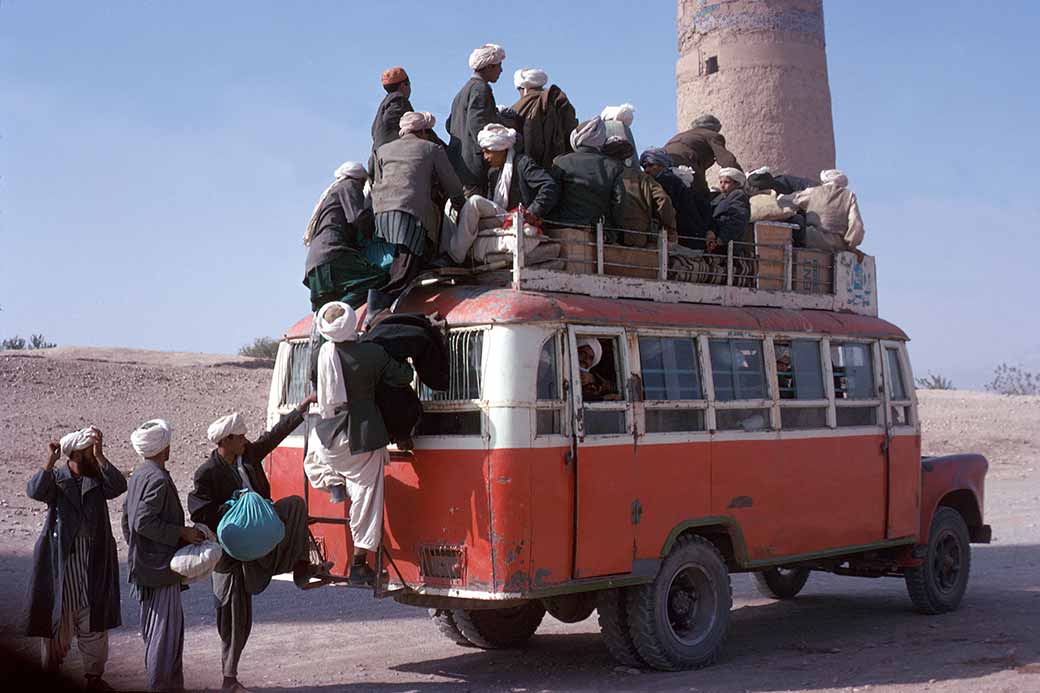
[[451, 602, 545, 649], [596, 588, 645, 668], [753, 567, 811, 599], [626, 535, 731, 671], [904, 507, 971, 614], [428, 608, 472, 647], [543, 592, 597, 624]]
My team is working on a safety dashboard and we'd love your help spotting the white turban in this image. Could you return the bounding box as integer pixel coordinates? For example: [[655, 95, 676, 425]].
[[315, 301, 358, 419], [399, 111, 436, 137], [514, 67, 547, 89], [570, 117, 607, 151], [749, 166, 771, 176], [577, 337, 603, 369], [469, 43, 506, 71], [207, 413, 247, 445], [477, 123, 517, 151], [719, 167, 746, 185], [600, 103, 635, 127], [131, 419, 172, 459], [334, 161, 367, 181], [317, 301, 358, 343], [820, 169, 848, 187], [59, 426, 98, 458]]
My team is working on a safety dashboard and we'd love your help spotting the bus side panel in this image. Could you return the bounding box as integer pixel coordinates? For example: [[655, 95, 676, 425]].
[[528, 444, 575, 589], [887, 434, 922, 539], [384, 450, 493, 590], [488, 449, 534, 592], [634, 440, 711, 562], [267, 444, 306, 501], [711, 435, 886, 562], [574, 443, 637, 578]]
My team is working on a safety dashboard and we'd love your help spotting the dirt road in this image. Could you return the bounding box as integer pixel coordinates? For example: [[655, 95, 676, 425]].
[[1, 350, 1037, 691]]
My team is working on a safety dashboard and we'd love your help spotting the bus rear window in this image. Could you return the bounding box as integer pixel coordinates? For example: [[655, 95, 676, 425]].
[[419, 330, 484, 401], [283, 341, 312, 407]]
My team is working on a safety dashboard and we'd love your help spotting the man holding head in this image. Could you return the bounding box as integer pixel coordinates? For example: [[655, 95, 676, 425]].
[[187, 395, 318, 692], [26, 426, 126, 691], [124, 418, 202, 691], [447, 43, 506, 196]]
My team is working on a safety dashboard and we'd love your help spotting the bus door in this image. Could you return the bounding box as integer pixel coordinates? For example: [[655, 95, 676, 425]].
[[881, 340, 920, 538], [567, 326, 637, 578]]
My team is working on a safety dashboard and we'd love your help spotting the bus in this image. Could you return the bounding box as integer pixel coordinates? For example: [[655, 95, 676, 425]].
[[265, 223, 990, 671]]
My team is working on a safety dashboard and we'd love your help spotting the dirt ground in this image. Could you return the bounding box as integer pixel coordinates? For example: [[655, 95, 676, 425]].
[[1, 349, 1038, 692]]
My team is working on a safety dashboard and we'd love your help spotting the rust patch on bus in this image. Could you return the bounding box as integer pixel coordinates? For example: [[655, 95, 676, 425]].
[[728, 495, 753, 509]]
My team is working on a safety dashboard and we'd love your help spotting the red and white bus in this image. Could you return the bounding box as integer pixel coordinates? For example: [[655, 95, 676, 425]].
[[265, 232, 990, 671]]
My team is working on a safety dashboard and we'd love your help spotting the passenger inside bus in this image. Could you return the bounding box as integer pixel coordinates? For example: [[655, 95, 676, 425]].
[[577, 337, 620, 402]]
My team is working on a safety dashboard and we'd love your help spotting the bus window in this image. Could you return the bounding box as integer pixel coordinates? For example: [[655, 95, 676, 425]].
[[283, 341, 312, 407], [709, 338, 770, 432], [638, 336, 706, 433], [416, 329, 485, 436], [831, 342, 879, 427], [775, 339, 828, 430], [536, 335, 563, 436], [576, 335, 626, 435], [886, 346, 913, 426]]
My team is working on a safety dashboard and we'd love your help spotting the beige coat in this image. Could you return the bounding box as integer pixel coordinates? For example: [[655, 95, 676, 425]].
[[781, 183, 864, 250]]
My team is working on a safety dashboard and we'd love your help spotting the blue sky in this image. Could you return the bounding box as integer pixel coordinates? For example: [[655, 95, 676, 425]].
[[1, 1, 1037, 387]]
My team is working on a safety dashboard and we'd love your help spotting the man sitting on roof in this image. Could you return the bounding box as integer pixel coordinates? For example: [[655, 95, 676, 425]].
[[640, 147, 709, 251], [709, 168, 751, 252], [601, 104, 638, 170], [548, 117, 626, 239], [778, 169, 865, 254], [746, 167, 816, 196], [603, 137, 675, 248]]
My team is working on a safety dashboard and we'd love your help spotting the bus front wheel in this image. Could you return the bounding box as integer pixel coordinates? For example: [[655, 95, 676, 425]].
[[451, 602, 545, 649], [753, 567, 811, 599], [626, 535, 732, 671], [428, 608, 472, 647], [904, 507, 971, 614]]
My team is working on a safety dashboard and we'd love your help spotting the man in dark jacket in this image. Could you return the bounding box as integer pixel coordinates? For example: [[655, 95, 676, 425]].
[[371, 67, 412, 164], [124, 418, 204, 692], [549, 117, 626, 236], [447, 43, 505, 196], [664, 114, 742, 200], [640, 147, 711, 250], [603, 137, 675, 248], [303, 161, 387, 311], [187, 397, 318, 692], [711, 168, 752, 248], [26, 426, 125, 691], [510, 67, 577, 170]]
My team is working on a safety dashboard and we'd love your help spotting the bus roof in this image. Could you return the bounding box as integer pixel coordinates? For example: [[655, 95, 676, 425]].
[[285, 286, 908, 341]]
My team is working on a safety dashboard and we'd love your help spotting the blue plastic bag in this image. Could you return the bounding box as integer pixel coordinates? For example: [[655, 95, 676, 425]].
[[217, 489, 285, 562]]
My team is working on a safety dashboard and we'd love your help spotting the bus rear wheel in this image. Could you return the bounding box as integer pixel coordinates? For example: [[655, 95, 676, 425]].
[[451, 602, 545, 649], [905, 507, 971, 614], [428, 608, 472, 646], [596, 588, 645, 668], [754, 567, 811, 599], [626, 535, 731, 671]]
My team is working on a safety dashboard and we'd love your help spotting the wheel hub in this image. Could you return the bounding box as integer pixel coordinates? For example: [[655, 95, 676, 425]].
[[665, 563, 717, 647]]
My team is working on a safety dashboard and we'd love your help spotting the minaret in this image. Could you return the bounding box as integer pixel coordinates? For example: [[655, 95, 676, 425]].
[[676, 0, 836, 180]]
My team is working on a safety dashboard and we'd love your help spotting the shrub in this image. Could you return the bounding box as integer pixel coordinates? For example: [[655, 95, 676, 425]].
[[914, 373, 955, 390], [29, 334, 57, 349], [986, 363, 1040, 396], [2, 336, 26, 350], [2, 334, 56, 350], [238, 336, 280, 360]]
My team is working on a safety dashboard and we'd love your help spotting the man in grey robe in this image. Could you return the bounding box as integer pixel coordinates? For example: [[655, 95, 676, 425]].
[[123, 419, 205, 691], [446, 43, 505, 197]]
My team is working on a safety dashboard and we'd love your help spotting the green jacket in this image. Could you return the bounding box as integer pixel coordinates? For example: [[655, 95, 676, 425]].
[[329, 341, 414, 454]]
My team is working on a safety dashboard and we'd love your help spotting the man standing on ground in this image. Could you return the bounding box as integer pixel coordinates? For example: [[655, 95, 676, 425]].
[[447, 43, 506, 196], [124, 418, 204, 692], [25, 426, 126, 691], [187, 396, 320, 693]]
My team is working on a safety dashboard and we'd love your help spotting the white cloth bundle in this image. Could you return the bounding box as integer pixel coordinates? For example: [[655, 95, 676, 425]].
[[513, 67, 547, 89], [60, 427, 98, 457], [169, 524, 222, 584], [207, 413, 247, 445], [130, 419, 172, 459], [468, 43, 506, 71], [600, 103, 635, 127], [316, 302, 357, 420]]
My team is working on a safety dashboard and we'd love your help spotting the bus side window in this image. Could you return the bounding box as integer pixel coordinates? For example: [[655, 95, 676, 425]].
[[576, 335, 626, 435], [774, 339, 828, 429], [831, 342, 879, 427], [283, 341, 313, 407], [709, 338, 771, 432], [416, 329, 485, 436], [536, 335, 563, 435], [638, 335, 706, 433], [886, 346, 913, 426]]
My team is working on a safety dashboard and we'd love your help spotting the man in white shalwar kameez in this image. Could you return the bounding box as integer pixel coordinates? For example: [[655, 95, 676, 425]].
[[305, 301, 414, 584]]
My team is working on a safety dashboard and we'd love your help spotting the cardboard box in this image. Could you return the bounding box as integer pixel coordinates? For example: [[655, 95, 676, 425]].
[[753, 222, 794, 290], [793, 248, 834, 294]]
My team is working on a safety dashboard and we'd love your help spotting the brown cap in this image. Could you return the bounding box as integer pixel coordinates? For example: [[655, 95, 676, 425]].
[[381, 67, 409, 86]]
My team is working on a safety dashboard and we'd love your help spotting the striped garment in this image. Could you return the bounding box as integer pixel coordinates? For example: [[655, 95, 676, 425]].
[[374, 210, 426, 255], [62, 534, 93, 613]]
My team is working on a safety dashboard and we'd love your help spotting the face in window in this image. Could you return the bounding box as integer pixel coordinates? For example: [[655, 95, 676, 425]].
[[577, 338, 602, 371]]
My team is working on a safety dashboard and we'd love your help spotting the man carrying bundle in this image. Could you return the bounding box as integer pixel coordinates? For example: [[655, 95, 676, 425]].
[[187, 398, 319, 693]]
